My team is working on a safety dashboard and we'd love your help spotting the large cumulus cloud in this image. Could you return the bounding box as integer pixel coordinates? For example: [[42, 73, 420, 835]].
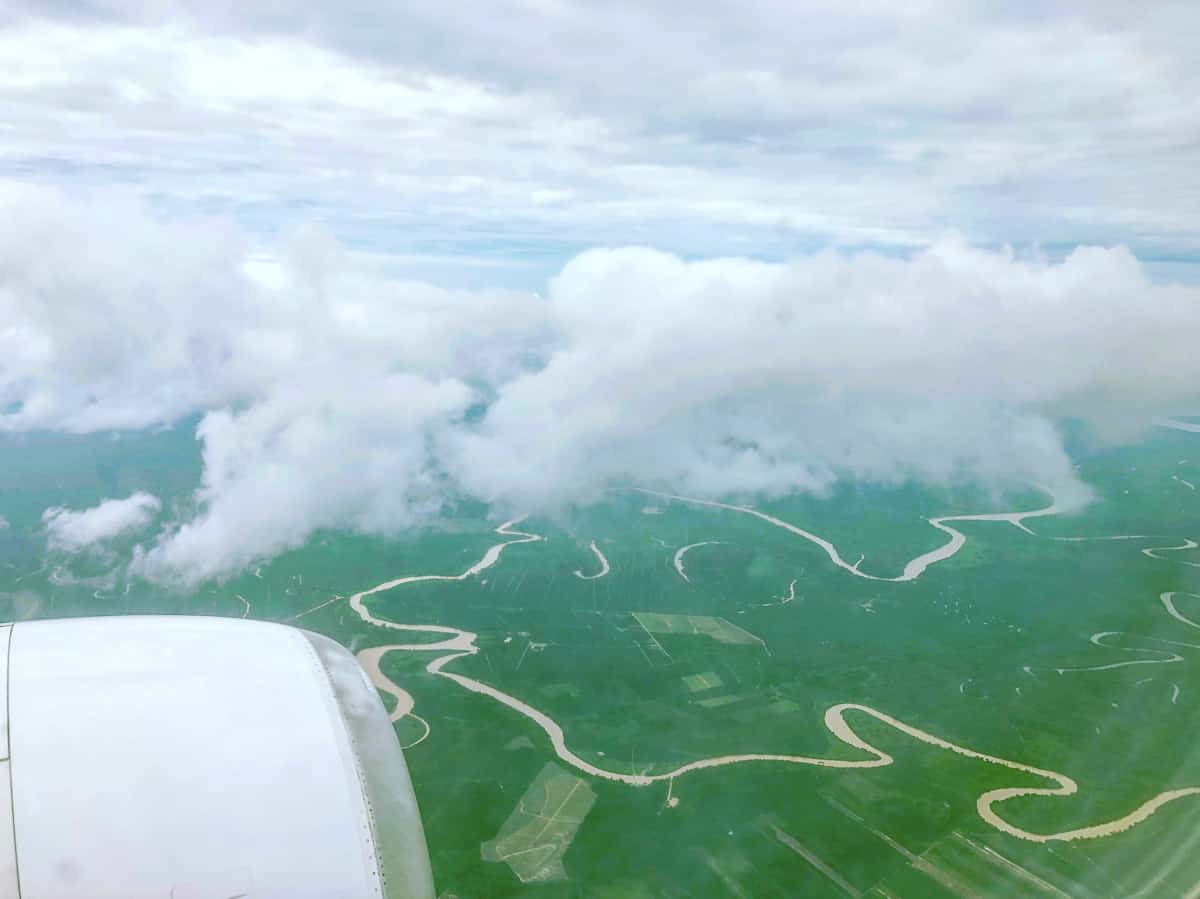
[[452, 242, 1197, 508], [3, 189, 1198, 583], [130, 373, 474, 582]]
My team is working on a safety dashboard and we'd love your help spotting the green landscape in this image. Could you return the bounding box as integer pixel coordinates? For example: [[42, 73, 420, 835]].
[[2, 420, 1197, 897]]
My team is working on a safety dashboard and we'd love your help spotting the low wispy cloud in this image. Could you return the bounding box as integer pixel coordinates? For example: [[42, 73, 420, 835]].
[[2, 190, 1196, 583], [43, 491, 162, 553]]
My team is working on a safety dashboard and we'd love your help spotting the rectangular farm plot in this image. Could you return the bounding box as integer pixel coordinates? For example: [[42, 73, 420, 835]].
[[481, 762, 596, 883], [695, 693, 752, 709], [682, 671, 724, 692], [633, 612, 763, 646]]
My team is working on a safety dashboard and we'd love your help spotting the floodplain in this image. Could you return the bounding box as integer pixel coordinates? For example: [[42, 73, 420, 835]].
[[1, 421, 1198, 896]]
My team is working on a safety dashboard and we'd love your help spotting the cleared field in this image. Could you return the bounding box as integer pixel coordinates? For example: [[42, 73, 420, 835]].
[[632, 612, 764, 646], [481, 762, 596, 883], [683, 671, 724, 692]]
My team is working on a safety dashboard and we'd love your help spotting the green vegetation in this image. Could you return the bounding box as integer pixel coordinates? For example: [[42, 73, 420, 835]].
[[1, 423, 1198, 896]]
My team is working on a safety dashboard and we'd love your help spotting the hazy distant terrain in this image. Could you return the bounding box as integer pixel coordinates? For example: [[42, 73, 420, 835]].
[[3, 420, 1197, 897]]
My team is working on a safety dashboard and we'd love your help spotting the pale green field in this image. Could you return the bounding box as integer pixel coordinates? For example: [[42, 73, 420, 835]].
[[1, 422, 1198, 897]]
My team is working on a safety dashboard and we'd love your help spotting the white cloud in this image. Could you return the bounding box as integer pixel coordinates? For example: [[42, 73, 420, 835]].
[[0, 4, 1196, 274], [130, 373, 475, 584], [3, 190, 1198, 583], [43, 492, 162, 553], [0, 185, 550, 433], [451, 242, 1199, 510]]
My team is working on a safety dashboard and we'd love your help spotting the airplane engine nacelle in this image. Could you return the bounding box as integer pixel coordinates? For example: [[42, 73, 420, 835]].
[[0, 616, 435, 899]]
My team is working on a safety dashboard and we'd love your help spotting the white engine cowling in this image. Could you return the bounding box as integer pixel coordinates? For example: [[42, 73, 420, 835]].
[[0, 616, 435, 899]]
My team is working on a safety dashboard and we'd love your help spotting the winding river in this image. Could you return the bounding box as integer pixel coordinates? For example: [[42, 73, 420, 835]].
[[634, 488, 1060, 582], [672, 540, 723, 583], [348, 506, 1200, 843], [573, 541, 611, 580]]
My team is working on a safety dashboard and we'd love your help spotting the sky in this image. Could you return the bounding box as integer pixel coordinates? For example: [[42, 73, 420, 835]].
[[1, 1, 1198, 583], [2, 1, 1198, 285]]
